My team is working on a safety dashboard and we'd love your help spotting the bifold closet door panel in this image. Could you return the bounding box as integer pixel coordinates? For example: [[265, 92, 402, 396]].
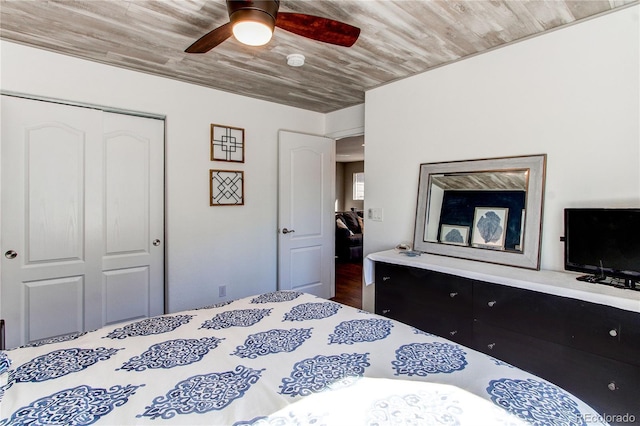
[[1, 96, 103, 348], [102, 112, 165, 325]]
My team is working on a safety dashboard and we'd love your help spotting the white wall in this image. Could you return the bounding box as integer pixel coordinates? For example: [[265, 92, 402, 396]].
[[363, 6, 639, 310], [325, 104, 364, 139], [0, 41, 325, 313]]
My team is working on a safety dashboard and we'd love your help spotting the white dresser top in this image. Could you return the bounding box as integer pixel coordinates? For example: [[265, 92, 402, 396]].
[[365, 249, 640, 313]]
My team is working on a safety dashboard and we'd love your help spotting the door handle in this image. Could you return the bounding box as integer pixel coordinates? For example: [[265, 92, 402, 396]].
[[152, 239, 161, 246], [4, 250, 17, 259], [282, 228, 295, 234]]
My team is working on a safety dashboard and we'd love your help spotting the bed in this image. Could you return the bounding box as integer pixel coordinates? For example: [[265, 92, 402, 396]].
[[0, 291, 606, 425]]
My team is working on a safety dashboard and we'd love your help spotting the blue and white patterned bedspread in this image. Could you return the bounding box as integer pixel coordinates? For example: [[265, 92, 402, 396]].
[[0, 291, 606, 425]]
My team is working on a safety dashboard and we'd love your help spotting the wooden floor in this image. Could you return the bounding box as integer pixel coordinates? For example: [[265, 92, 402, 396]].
[[331, 260, 363, 309]]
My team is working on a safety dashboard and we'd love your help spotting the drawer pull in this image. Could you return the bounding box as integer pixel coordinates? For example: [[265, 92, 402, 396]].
[[449, 330, 458, 336], [487, 301, 497, 307], [449, 292, 458, 298], [382, 309, 391, 314], [607, 382, 617, 391], [382, 276, 391, 281], [487, 343, 496, 350], [609, 329, 618, 337]]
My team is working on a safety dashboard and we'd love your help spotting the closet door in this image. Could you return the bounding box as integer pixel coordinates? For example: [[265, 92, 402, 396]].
[[0, 96, 164, 349], [102, 112, 164, 326]]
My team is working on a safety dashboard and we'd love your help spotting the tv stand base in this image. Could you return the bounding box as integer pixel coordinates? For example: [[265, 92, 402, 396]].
[[576, 274, 606, 283], [576, 275, 639, 291]]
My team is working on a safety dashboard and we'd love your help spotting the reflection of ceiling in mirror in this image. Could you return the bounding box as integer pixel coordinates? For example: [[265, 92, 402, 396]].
[[431, 171, 527, 191], [336, 136, 365, 163]]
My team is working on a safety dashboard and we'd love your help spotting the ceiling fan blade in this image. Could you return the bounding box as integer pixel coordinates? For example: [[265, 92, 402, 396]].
[[276, 12, 360, 47], [185, 22, 233, 53]]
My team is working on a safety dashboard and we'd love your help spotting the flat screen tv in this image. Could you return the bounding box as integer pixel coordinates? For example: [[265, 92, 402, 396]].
[[564, 208, 640, 290]]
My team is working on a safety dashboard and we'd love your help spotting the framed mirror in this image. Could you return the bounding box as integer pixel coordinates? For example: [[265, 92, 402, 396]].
[[413, 154, 546, 270]]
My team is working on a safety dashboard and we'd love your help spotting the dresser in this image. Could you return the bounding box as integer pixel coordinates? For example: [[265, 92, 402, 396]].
[[368, 250, 640, 421]]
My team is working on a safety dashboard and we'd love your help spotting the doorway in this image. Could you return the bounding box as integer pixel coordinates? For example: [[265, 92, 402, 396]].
[[332, 135, 364, 309]]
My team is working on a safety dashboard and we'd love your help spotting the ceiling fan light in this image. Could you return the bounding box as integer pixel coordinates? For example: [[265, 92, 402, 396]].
[[230, 8, 276, 46], [233, 20, 273, 46]]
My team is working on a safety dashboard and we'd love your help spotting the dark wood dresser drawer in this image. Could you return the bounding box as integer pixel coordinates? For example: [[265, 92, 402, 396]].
[[378, 305, 472, 344], [473, 281, 569, 344], [375, 262, 473, 314], [471, 320, 563, 376], [416, 310, 472, 345], [563, 301, 640, 367]]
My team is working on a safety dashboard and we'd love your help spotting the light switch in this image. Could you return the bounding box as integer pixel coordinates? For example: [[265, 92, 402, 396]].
[[368, 208, 383, 222]]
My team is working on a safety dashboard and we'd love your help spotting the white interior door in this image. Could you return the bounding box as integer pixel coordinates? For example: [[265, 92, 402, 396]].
[[277, 130, 335, 299], [0, 95, 164, 349], [102, 112, 164, 325]]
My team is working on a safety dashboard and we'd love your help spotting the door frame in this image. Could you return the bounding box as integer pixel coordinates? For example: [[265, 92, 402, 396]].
[[328, 126, 365, 298], [0, 91, 166, 120]]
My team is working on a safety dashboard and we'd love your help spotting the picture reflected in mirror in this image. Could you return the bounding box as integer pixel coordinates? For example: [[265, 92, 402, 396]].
[[414, 155, 546, 270], [424, 170, 528, 252]]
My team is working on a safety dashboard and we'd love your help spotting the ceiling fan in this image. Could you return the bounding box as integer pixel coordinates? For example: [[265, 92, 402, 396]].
[[185, 0, 360, 53]]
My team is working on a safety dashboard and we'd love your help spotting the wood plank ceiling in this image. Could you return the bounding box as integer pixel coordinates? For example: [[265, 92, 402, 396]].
[[0, 0, 635, 113]]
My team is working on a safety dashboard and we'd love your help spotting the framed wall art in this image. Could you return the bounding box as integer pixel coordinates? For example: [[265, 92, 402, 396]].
[[210, 170, 244, 206], [211, 124, 244, 163]]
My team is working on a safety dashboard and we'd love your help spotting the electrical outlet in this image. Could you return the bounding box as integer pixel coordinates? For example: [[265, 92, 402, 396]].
[[219, 285, 227, 298]]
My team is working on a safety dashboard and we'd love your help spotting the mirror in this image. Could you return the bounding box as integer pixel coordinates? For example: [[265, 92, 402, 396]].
[[413, 154, 546, 269]]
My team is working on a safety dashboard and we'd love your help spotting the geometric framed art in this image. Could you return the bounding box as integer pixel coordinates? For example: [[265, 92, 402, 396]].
[[211, 124, 244, 163], [210, 170, 244, 206]]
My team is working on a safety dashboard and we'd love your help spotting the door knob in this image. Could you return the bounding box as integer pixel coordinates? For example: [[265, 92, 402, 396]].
[[4, 250, 17, 259], [282, 228, 295, 234], [152, 239, 161, 246]]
